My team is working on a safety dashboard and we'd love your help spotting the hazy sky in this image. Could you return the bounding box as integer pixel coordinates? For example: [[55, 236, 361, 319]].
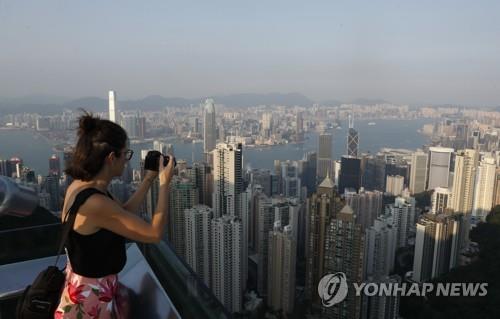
[[0, 1, 499, 105]]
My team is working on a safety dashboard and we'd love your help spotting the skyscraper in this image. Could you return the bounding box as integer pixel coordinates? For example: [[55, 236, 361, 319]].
[[108, 90, 118, 124], [344, 188, 383, 230], [338, 156, 362, 194], [385, 196, 416, 248], [211, 215, 243, 313], [203, 98, 217, 161], [300, 151, 317, 195], [261, 112, 273, 138], [427, 147, 454, 190], [472, 156, 496, 222], [409, 151, 428, 194], [412, 213, 462, 282], [305, 175, 343, 306], [212, 143, 243, 219], [267, 222, 296, 314], [385, 175, 405, 196], [191, 162, 213, 207], [365, 215, 397, 280], [277, 160, 302, 198], [323, 205, 365, 319], [185, 205, 213, 288], [347, 115, 359, 157], [317, 133, 333, 180], [295, 111, 304, 142], [255, 192, 274, 296], [431, 187, 452, 215], [451, 149, 478, 214], [168, 175, 198, 259]]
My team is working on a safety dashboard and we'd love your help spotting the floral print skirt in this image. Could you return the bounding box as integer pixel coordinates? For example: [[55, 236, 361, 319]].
[[54, 262, 129, 319]]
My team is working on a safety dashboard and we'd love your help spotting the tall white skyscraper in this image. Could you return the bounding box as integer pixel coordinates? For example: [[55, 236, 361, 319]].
[[211, 215, 243, 313], [185, 205, 213, 288], [267, 222, 296, 314], [472, 156, 496, 222], [427, 147, 454, 190], [108, 90, 118, 123], [450, 149, 478, 215], [203, 98, 217, 161], [410, 151, 428, 194], [212, 143, 243, 219]]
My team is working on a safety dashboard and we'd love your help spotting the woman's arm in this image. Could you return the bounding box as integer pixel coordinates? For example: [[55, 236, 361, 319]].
[[122, 172, 157, 214], [83, 155, 174, 243]]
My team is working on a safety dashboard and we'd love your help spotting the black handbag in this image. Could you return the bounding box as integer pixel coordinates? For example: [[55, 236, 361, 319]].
[[16, 188, 105, 319]]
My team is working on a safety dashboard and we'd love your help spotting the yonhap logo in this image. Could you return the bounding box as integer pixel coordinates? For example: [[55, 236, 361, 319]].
[[318, 272, 348, 307]]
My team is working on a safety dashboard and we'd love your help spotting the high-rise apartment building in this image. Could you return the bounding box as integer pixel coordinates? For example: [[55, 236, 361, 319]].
[[431, 187, 452, 215], [168, 175, 198, 259], [305, 175, 343, 306], [255, 192, 274, 296], [365, 215, 397, 280], [211, 215, 243, 313], [472, 156, 496, 221], [323, 205, 365, 319], [344, 188, 383, 230], [450, 149, 478, 215], [385, 196, 416, 248], [212, 143, 243, 218], [185, 205, 213, 288], [267, 222, 296, 314], [412, 213, 462, 282]]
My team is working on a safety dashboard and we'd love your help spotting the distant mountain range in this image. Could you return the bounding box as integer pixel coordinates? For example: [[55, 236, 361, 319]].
[[0, 93, 398, 115]]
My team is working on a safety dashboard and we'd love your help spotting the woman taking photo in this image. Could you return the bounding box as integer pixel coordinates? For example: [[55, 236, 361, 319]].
[[54, 112, 174, 319]]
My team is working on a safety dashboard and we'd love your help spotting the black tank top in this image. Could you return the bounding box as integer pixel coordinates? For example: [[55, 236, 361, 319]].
[[65, 189, 126, 278]]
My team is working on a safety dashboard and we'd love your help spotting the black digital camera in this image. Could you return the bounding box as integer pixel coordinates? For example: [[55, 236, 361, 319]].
[[144, 150, 176, 171]]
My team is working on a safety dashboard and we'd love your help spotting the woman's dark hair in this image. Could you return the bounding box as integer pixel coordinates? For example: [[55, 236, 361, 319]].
[[65, 111, 128, 181]]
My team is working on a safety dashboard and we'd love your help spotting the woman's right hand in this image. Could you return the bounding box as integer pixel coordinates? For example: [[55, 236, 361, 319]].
[[159, 154, 175, 186]]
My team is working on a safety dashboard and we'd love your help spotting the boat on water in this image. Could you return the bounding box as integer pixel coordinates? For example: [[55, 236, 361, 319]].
[[368, 122, 376, 126]]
